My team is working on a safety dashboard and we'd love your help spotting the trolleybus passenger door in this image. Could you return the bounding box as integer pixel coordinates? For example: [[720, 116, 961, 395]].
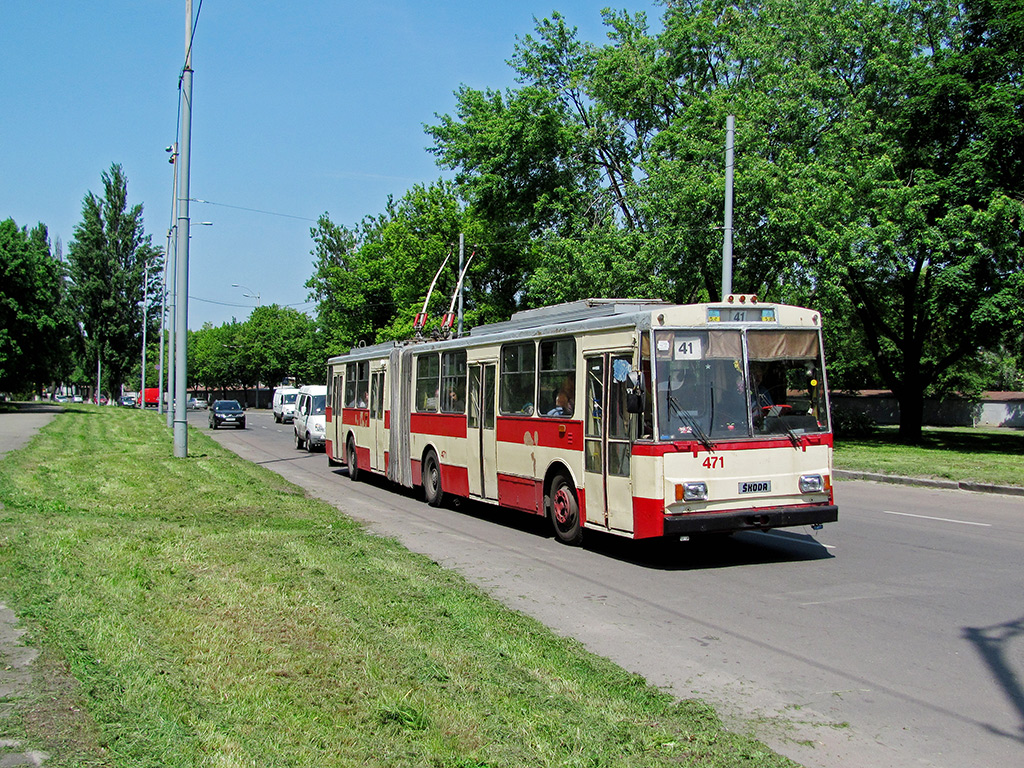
[[370, 368, 386, 472], [584, 354, 634, 533], [467, 363, 498, 499]]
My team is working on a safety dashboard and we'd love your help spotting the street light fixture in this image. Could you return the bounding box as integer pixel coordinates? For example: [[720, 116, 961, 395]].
[[232, 283, 261, 306]]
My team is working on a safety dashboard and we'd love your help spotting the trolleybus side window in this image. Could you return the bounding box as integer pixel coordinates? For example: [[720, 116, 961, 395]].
[[468, 366, 481, 428], [369, 371, 383, 419], [608, 356, 632, 477], [483, 365, 496, 428], [639, 334, 654, 439], [354, 361, 369, 408], [440, 350, 467, 414], [331, 372, 343, 415], [415, 353, 441, 412], [500, 342, 536, 415], [538, 338, 576, 417], [344, 362, 357, 408], [585, 357, 603, 473]]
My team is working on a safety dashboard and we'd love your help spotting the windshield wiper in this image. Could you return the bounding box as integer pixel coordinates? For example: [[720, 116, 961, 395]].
[[783, 422, 804, 448], [667, 394, 715, 453], [765, 407, 804, 449]]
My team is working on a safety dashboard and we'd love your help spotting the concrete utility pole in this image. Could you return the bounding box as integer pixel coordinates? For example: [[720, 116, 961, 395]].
[[721, 115, 735, 300], [173, 0, 194, 457]]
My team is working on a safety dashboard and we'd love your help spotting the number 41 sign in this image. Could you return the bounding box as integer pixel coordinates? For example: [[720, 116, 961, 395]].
[[674, 337, 702, 360]]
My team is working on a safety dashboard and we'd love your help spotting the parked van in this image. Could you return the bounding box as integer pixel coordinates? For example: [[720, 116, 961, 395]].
[[293, 384, 327, 451], [272, 386, 300, 423]]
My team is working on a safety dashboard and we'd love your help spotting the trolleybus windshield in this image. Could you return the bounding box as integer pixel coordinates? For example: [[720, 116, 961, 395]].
[[654, 328, 829, 441]]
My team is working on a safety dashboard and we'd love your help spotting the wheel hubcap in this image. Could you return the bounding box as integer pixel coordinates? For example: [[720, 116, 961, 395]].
[[553, 487, 574, 526]]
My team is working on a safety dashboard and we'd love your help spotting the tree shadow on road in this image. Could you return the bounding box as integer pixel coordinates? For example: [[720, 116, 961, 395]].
[[964, 616, 1024, 747]]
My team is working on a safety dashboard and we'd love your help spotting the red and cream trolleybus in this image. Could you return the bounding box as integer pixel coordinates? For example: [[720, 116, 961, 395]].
[[325, 296, 837, 544]]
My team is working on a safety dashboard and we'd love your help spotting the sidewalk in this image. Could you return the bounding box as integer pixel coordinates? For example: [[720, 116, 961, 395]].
[[0, 403, 58, 767]]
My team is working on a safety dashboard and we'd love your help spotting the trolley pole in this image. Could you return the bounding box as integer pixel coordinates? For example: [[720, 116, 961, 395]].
[[721, 115, 735, 300], [173, 0, 194, 457], [457, 233, 464, 337]]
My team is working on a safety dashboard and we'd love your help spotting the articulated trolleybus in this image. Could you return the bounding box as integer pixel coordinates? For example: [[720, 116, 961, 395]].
[[326, 296, 837, 544]]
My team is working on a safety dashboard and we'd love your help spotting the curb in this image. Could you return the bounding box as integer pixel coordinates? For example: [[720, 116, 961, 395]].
[[834, 470, 1024, 497]]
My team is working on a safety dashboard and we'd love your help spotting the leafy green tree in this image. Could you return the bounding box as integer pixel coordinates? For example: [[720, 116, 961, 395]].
[[235, 304, 321, 388], [783, 0, 1024, 439], [0, 219, 72, 394], [189, 321, 242, 399], [66, 164, 162, 398], [319, 0, 1024, 443], [307, 181, 481, 351]]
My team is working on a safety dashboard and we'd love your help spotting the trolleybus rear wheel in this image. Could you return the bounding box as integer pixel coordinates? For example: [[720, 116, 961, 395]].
[[347, 437, 360, 481], [550, 472, 582, 545], [423, 450, 443, 507]]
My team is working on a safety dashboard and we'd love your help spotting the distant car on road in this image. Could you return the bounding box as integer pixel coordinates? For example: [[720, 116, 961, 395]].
[[209, 399, 245, 429], [272, 386, 300, 423], [293, 384, 327, 451], [188, 397, 208, 410], [119, 395, 137, 407]]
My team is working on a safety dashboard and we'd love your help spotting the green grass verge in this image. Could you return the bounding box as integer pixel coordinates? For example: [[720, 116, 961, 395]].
[[0, 406, 797, 767], [834, 426, 1024, 487]]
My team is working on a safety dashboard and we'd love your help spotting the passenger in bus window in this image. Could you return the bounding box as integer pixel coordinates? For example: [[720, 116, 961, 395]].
[[546, 390, 570, 416]]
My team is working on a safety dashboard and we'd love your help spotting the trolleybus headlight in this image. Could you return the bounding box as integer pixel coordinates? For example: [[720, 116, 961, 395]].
[[676, 482, 708, 502], [799, 474, 824, 494]]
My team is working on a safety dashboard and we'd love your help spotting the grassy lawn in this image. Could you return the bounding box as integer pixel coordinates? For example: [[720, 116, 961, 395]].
[[834, 426, 1024, 488], [0, 406, 797, 768]]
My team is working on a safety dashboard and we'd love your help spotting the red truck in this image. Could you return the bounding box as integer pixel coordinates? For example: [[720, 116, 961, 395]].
[[143, 387, 160, 408]]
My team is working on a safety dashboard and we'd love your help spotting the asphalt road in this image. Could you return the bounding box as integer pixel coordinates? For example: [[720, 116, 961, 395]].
[[198, 409, 1024, 768]]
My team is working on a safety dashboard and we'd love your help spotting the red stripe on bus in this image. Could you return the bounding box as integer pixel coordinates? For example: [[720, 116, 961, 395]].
[[497, 473, 543, 514], [632, 496, 665, 539], [441, 464, 470, 497], [384, 410, 390, 430], [496, 416, 584, 451], [326, 406, 332, 423], [342, 408, 370, 428], [410, 412, 468, 439], [408, 457, 469, 497], [632, 433, 833, 457], [356, 444, 371, 472]]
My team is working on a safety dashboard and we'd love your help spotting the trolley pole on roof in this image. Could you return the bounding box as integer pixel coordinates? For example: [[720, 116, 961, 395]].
[[173, 0, 194, 457], [721, 115, 735, 300], [457, 233, 465, 336]]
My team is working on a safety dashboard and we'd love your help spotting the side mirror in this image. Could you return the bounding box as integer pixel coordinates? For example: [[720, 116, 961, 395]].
[[625, 371, 645, 414]]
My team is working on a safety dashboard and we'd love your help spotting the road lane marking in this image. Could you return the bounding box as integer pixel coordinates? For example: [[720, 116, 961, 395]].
[[883, 510, 990, 527]]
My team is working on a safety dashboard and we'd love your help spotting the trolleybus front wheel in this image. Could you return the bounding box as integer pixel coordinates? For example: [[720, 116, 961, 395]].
[[549, 472, 582, 545], [423, 450, 443, 507]]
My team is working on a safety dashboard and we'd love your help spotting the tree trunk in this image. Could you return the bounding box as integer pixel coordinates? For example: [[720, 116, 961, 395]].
[[897, 386, 925, 444]]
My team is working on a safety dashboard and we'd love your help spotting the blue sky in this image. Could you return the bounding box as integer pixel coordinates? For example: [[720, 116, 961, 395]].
[[2, 1, 659, 329]]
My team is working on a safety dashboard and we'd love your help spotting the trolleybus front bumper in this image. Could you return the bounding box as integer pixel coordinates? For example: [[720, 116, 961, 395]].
[[663, 504, 838, 536]]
